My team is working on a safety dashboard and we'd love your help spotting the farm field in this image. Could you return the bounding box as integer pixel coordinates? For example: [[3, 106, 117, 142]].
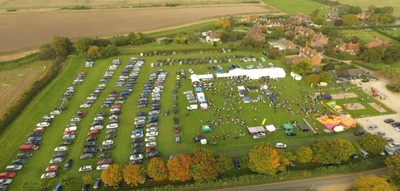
[[340, 29, 400, 44], [0, 5, 272, 55], [0, 41, 388, 190], [337, 0, 400, 17], [260, 0, 325, 15]]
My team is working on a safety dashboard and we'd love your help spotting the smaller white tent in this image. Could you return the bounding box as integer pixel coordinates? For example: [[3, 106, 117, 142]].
[[265, 124, 277, 132], [200, 139, 207, 145], [290, 72, 302, 80]]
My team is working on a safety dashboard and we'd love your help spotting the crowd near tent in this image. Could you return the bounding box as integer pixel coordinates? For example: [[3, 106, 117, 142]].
[[216, 68, 286, 79], [247, 126, 266, 135]]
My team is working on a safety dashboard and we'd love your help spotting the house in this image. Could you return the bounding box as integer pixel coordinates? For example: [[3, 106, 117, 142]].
[[240, 15, 259, 23], [310, 33, 329, 47], [335, 42, 360, 55], [364, 38, 389, 49], [248, 24, 266, 41], [206, 31, 221, 43], [269, 38, 297, 50], [267, 18, 287, 28], [333, 69, 363, 79], [357, 12, 371, 20], [294, 27, 315, 38], [293, 13, 311, 25], [325, 13, 340, 21], [293, 46, 323, 66]]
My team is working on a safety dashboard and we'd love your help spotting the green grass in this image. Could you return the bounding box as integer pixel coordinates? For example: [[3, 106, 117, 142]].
[[337, 0, 400, 17], [0, 42, 387, 190], [340, 29, 400, 44], [261, 0, 325, 15]]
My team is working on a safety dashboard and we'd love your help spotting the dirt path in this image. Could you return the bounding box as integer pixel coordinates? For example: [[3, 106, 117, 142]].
[[0, 5, 273, 60]]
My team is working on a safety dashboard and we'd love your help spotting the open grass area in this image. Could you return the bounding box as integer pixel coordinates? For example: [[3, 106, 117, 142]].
[[337, 0, 400, 17], [340, 29, 400, 44], [0, 41, 387, 190], [261, 0, 325, 15]]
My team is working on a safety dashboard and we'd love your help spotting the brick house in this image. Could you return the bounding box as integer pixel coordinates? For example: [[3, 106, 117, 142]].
[[335, 42, 360, 55]]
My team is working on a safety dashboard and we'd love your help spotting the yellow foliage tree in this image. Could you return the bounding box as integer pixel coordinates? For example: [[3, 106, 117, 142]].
[[215, 19, 224, 28], [353, 174, 397, 191], [223, 20, 231, 29], [167, 154, 192, 182], [248, 143, 281, 175], [147, 157, 168, 181], [123, 164, 145, 187], [101, 164, 122, 187]]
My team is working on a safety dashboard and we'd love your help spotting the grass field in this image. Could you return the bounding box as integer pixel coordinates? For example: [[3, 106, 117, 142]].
[[340, 29, 400, 44], [261, 0, 325, 15], [337, 0, 400, 17], [0, 40, 387, 190]]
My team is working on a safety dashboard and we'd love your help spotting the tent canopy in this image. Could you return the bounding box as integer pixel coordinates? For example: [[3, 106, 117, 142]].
[[283, 123, 293, 131], [202, 125, 212, 132], [321, 94, 332, 100], [265, 124, 276, 132], [244, 96, 251, 101], [247, 126, 266, 135]]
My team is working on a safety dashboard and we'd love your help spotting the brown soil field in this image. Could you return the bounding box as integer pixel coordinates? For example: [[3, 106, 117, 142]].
[[368, 102, 386, 112], [330, 93, 358, 99], [0, 5, 276, 57], [343, 103, 365, 110]]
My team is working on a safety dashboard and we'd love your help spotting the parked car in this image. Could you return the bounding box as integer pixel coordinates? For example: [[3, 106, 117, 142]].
[[233, 158, 241, 169], [97, 159, 113, 165], [102, 140, 114, 145], [285, 131, 297, 136], [0, 172, 16, 179], [80, 153, 94, 160], [0, 179, 12, 185], [79, 165, 93, 172], [5, 165, 23, 171], [130, 154, 144, 160], [354, 130, 365, 136], [41, 172, 56, 179], [16, 152, 33, 159], [146, 151, 160, 158], [96, 164, 110, 171], [11, 159, 28, 165], [146, 142, 157, 147], [275, 143, 287, 148], [45, 165, 59, 172], [49, 158, 64, 164], [384, 118, 395, 123], [374, 131, 386, 136], [253, 133, 266, 139], [54, 146, 69, 152], [368, 124, 378, 130]]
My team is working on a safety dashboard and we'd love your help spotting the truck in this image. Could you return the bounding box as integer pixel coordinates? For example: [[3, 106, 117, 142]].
[[19, 144, 39, 151]]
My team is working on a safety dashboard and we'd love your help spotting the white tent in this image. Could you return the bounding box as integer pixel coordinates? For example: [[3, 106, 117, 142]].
[[237, 86, 245, 91], [200, 139, 207, 145], [197, 74, 214, 80], [265, 124, 277, 132], [290, 72, 302, 80], [191, 74, 200, 84], [227, 68, 286, 79], [216, 73, 232, 78]]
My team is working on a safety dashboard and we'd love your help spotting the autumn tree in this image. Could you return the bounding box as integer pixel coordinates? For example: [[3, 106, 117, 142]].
[[123, 164, 145, 187], [276, 150, 296, 172], [358, 134, 387, 155], [217, 153, 233, 173], [248, 143, 281, 175], [318, 71, 332, 83], [353, 174, 397, 191], [296, 146, 313, 163], [167, 153, 192, 182], [379, 67, 400, 91], [268, 49, 280, 59], [312, 139, 355, 164], [75, 37, 94, 55], [306, 74, 320, 87], [190, 148, 220, 182], [101, 164, 123, 187], [292, 60, 312, 76], [223, 20, 231, 29], [60, 175, 75, 189], [215, 19, 224, 28], [87, 45, 101, 59], [82, 175, 94, 185], [147, 157, 168, 181], [50, 36, 72, 56], [385, 155, 400, 181]]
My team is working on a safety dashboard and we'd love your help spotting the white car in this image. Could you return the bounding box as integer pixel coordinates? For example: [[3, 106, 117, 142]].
[[394, 127, 400, 132], [388, 142, 400, 148], [246, 65, 254, 69], [145, 137, 157, 142], [41, 172, 57, 179], [187, 104, 198, 110], [188, 69, 194, 74], [146, 142, 157, 147], [90, 125, 104, 130], [183, 91, 193, 95], [49, 158, 64, 164], [146, 131, 158, 137], [50, 110, 62, 115], [5, 165, 23, 171], [253, 133, 266, 139], [79, 165, 93, 172], [275, 143, 287, 148], [80, 103, 91, 108], [96, 164, 110, 171], [65, 126, 77, 131], [106, 124, 119, 129], [102, 140, 114, 145], [260, 57, 266, 62], [131, 133, 143, 138], [54, 146, 69, 152], [129, 154, 143, 160], [385, 146, 395, 155], [94, 116, 104, 121], [146, 127, 158, 132], [36, 122, 50, 127], [0, 178, 12, 185]]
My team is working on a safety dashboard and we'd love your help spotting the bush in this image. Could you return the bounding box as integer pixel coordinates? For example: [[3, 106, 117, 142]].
[[37, 48, 57, 61]]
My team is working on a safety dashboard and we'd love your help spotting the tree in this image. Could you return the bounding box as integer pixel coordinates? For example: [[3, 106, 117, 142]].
[[319, 26, 332, 35], [82, 175, 94, 185], [101, 44, 118, 58], [384, 45, 400, 64], [123, 164, 145, 187], [385, 155, 400, 181], [347, 5, 362, 14], [190, 148, 220, 182], [318, 71, 332, 83], [268, 49, 280, 59], [296, 146, 313, 163], [75, 37, 94, 54], [379, 67, 400, 91], [60, 175, 75, 189], [223, 20, 231, 29], [247, 143, 281, 175], [147, 157, 168, 181], [50, 36, 72, 56], [362, 46, 385, 64], [87, 45, 102, 59], [276, 150, 296, 172], [269, 27, 284, 40], [312, 139, 355, 164], [306, 74, 320, 87], [102, 164, 123, 187], [292, 60, 312, 76], [220, 31, 230, 43], [215, 19, 224, 28], [333, 20, 343, 27], [217, 153, 233, 173], [381, 6, 394, 15], [167, 153, 192, 182], [343, 14, 358, 26], [37, 48, 56, 60], [353, 174, 397, 191], [358, 134, 387, 155]]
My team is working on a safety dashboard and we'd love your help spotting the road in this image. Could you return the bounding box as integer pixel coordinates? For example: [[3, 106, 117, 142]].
[[211, 168, 386, 191]]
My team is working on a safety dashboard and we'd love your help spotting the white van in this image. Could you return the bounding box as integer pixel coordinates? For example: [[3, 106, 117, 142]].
[[187, 104, 198, 110], [360, 149, 369, 158]]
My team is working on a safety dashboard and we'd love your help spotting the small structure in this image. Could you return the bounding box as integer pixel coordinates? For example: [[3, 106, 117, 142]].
[[200, 102, 208, 110], [283, 123, 294, 131], [257, 95, 264, 101], [243, 96, 251, 103], [200, 139, 207, 145], [201, 125, 212, 133], [247, 126, 266, 135], [290, 72, 302, 80], [298, 123, 310, 131], [265, 124, 276, 133], [195, 87, 203, 93]]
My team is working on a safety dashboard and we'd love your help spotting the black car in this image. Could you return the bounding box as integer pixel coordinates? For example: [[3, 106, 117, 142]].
[[16, 152, 33, 159], [59, 140, 73, 146], [84, 147, 98, 153], [354, 130, 365, 136], [233, 158, 241, 169], [131, 138, 143, 143], [84, 141, 98, 147], [285, 131, 297, 136], [130, 159, 142, 164], [86, 136, 97, 141], [384, 118, 395, 123], [146, 151, 160, 158], [131, 143, 143, 148], [100, 144, 115, 151], [134, 124, 145, 129], [173, 117, 179, 125], [391, 122, 400, 127], [105, 133, 117, 139], [131, 149, 144, 155], [98, 152, 111, 159], [82, 183, 89, 191], [63, 159, 73, 170], [93, 178, 102, 189]]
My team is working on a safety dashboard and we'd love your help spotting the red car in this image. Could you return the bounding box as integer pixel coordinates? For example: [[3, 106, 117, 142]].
[[87, 129, 99, 136], [97, 159, 113, 165], [146, 148, 157, 153], [34, 127, 45, 133], [77, 110, 88, 115], [111, 104, 121, 109], [173, 125, 180, 133], [63, 130, 76, 135], [45, 165, 59, 172], [0, 172, 16, 178]]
